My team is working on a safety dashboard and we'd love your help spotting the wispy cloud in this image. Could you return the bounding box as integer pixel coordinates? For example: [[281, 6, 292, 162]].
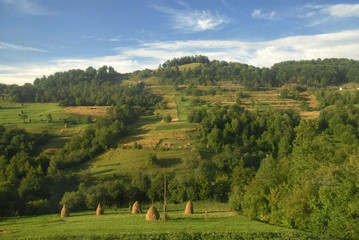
[[109, 35, 122, 42], [0, 41, 48, 53], [324, 4, 359, 17], [1, 0, 51, 15], [300, 3, 359, 25], [1, 30, 359, 85], [251, 9, 276, 20], [153, 4, 228, 33]]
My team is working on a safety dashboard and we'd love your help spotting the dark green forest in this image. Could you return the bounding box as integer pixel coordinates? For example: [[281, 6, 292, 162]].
[[1, 57, 359, 239]]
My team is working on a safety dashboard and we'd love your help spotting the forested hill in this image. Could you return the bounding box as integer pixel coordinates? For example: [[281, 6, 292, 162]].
[[155, 57, 359, 88], [1, 56, 359, 104], [1, 66, 130, 105]]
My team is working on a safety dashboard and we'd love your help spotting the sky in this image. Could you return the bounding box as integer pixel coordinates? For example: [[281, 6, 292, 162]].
[[1, 0, 359, 85]]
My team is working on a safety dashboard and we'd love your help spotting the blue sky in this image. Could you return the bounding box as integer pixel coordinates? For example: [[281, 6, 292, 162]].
[[1, 0, 359, 85]]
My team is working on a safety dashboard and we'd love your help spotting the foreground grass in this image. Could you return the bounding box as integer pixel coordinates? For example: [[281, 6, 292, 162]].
[[0, 203, 323, 240]]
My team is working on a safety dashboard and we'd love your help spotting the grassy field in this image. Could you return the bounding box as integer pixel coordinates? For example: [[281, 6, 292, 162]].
[[0, 202, 320, 240], [0, 102, 97, 135]]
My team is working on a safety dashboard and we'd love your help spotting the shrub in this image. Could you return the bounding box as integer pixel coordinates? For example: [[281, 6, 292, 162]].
[[146, 153, 158, 165], [163, 113, 172, 123], [25, 199, 52, 215], [60, 191, 86, 211]]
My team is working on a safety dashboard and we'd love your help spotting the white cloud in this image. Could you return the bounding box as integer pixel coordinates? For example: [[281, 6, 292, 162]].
[[0, 41, 48, 53], [251, 9, 275, 20], [325, 4, 359, 17], [153, 5, 227, 33], [1, 30, 359, 85], [301, 3, 359, 23], [1, 0, 51, 15]]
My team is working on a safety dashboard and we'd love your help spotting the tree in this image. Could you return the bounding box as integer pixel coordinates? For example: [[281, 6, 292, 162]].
[[47, 114, 53, 123], [147, 153, 158, 165], [163, 114, 172, 123]]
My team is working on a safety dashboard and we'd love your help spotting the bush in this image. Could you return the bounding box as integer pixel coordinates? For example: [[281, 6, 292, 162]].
[[83, 185, 106, 209], [25, 199, 52, 215], [60, 191, 86, 211], [163, 113, 172, 123], [146, 153, 158, 165]]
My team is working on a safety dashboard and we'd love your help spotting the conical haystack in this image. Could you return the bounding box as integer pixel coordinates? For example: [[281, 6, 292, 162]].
[[61, 205, 69, 217], [184, 200, 194, 214], [146, 205, 160, 221], [132, 201, 141, 214], [96, 203, 104, 216]]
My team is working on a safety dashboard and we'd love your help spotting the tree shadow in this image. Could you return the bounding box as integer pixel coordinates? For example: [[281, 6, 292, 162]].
[[158, 157, 182, 168]]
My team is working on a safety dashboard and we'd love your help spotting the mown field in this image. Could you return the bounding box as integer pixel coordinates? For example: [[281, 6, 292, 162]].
[[0, 102, 102, 134], [0, 202, 324, 240], [0, 102, 109, 152]]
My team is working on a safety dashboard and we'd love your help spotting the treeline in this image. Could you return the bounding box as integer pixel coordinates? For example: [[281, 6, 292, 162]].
[[0, 66, 132, 105], [134, 57, 359, 89], [161, 55, 210, 67], [2, 58, 359, 102]]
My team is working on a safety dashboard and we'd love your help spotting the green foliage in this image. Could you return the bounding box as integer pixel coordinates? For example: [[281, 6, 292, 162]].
[[47, 113, 53, 122], [24, 199, 52, 215], [312, 88, 359, 108], [60, 191, 86, 211], [190, 97, 206, 106], [153, 57, 359, 88], [146, 153, 158, 166], [161, 55, 210, 67], [147, 172, 164, 201], [163, 113, 172, 123]]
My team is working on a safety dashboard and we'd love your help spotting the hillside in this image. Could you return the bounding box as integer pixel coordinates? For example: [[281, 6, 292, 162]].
[[1, 56, 359, 239]]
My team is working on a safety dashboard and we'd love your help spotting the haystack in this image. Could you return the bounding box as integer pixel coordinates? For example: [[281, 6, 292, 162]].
[[96, 203, 104, 216], [61, 205, 69, 217], [132, 201, 141, 214], [184, 200, 194, 214], [146, 205, 160, 221]]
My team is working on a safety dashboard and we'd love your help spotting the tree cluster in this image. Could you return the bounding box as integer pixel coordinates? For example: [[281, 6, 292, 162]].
[[161, 55, 210, 67], [148, 57, 359, 90]]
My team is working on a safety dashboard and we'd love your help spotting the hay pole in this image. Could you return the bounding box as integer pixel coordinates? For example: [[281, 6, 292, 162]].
[[163, 169, 167, 221]]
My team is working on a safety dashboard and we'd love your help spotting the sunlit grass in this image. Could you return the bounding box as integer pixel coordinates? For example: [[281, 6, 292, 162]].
[[0, 202, 303, 240]]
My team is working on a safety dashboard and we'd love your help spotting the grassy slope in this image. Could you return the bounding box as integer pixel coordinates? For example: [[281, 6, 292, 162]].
[[0, 102, 92, 135], [72, 83, 321, 178], [0, 203, 307, 240]]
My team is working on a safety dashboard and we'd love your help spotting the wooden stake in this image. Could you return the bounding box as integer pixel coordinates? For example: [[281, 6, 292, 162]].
[[205, 209, 208, 221], [163, 169, 167, 221]]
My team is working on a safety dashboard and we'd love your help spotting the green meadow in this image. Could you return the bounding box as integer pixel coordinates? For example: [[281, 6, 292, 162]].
[[0, 101, 91, 135], [0, 202, 323, 240]]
